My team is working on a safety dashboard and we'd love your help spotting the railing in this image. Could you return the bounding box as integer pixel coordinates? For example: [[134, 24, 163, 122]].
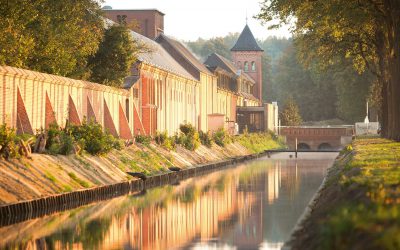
[[279, 125, 354, 129]]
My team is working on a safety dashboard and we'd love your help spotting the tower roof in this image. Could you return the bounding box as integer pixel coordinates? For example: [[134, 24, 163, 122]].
[[231, 24, 263, 52]]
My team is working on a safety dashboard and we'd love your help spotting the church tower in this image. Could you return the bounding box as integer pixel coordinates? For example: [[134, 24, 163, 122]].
[[231, 24, 264, 103]]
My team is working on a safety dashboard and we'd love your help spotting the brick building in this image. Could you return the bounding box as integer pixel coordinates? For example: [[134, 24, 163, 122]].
[[103, 9, 164, 39], [231, 24, 264, 103]]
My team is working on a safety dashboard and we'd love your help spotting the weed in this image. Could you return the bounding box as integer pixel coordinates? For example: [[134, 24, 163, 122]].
[[199, 130, 213, 147], [68, 172, 90, 188], [45, 171, 57, 183]]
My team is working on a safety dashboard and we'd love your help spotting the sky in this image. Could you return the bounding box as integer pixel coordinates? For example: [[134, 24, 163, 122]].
[[102, 0, 292, 41]]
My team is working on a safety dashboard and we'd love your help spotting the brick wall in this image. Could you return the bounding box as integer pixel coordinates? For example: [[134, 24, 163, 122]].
[[45, 92, 57, 128], [0, 66, 134, 138], [104, 10, 164, 39], [232, 51, 263, 102]]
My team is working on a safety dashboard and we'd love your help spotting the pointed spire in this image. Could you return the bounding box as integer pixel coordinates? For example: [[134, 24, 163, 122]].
[[231, 24, 263, 52]]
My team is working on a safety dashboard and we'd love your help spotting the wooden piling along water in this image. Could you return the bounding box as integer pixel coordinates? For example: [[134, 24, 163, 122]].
[[0, 151, 270, 227]]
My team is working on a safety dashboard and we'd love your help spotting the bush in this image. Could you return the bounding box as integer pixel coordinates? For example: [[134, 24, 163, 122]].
[[135, 134, 151, 145], [0, 124, 19, 159], [155, 131, 168, 145], [69, 120, 122, 155], [199, 130, 213, 147], [155, 131, 175, 150], [179, 123, 196, 136], [178, 123, 200, 150], [45, 123, 62, 151], [46, 121, 122, 155], [213, 128, 231, 147]]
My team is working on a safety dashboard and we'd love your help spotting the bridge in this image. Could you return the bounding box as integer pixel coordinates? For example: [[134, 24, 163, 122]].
[[279, 126, 354, 151]]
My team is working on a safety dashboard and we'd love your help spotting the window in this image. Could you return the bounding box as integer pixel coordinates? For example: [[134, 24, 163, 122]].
[[237, 61, 242, 69], [244, 61, 249, 72], [125, 99, 130, 122], [251, 61, 256, 71]]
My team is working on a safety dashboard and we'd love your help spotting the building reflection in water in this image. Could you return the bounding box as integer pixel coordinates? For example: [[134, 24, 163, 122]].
[[0, 153, 336, 250]]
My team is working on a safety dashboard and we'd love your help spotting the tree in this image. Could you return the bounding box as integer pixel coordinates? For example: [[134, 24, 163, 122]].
[[257, 0, 400, 140], [280, 97, 302, 126], [272, 43, 341, 122], [88, 24, 139, 87], [0, 0, 104, 78]]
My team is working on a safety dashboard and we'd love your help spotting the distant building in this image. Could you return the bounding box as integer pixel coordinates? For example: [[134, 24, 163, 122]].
[[103, 8, 164, 39], [231, 24, 264, 103]]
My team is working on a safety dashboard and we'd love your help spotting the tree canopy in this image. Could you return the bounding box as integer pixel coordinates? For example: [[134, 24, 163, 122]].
[[0, 0, 143, 87], [257, 0, 400, 140], [88, 25, 138, 87], [0, 0, 104, 78]]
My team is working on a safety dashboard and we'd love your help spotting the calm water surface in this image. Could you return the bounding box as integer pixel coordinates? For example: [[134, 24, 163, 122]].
[[0, 152, 338, 250]]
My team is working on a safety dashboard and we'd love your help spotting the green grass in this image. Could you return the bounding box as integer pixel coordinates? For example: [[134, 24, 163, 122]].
[[62, 184, 73, 193], [45, 171, 57, 183], [68, 172, 91, 188], [75, 155, 91, 170], [319, 138, 400, 250], [235, 132, 285, 153]]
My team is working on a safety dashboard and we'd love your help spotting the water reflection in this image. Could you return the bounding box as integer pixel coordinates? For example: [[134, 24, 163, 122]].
[[0, 152, 337, 250]]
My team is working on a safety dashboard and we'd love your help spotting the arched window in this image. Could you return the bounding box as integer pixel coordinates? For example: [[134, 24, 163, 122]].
[[244, 61, 249, 72], [251, 61, 256, 71], [237, 61, 242, 69]]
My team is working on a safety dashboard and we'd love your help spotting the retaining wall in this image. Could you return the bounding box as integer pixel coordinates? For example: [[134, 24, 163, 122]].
[[0, 151, 268, 227]]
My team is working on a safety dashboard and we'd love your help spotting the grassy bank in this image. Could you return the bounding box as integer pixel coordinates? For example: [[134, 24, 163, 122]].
[[235, 132, 284, 153], [288, 138, 400, 250], [0, 132, 284, 205]]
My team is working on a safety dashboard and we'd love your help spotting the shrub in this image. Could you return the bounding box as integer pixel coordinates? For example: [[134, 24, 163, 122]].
[[154, 131, 175, 150], [0, 124, 19, 159], [58, 131, 75, 155], [178, 123, 200, 150], [163, 137, 175, 150], [213, 128, 231, 147], [173, 132, 184, 145], [199, 130, 213, 147], [135, 134, 151, 145], [155, 131, 168, 145], [46, 123, 62, 151], [46, 121, 122, 155], [69, 120, 122, 155], [179, 123, 196, 136], [181, 133, 200, 150]]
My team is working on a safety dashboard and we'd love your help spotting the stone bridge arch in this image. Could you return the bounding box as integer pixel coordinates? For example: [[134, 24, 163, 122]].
[[318, 143, 333, 151], [297, 143, 311, 151]]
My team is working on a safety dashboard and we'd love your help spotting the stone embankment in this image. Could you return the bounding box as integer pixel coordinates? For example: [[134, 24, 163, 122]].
[[0, 133, 283, 226]]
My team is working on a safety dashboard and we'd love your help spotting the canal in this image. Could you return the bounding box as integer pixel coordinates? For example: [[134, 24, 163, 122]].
[[0, 152, 338, 250]]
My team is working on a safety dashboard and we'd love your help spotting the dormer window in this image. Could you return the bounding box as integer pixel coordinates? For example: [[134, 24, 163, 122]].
[[244, 61, 249, 72], [251, 61, 256, 71]]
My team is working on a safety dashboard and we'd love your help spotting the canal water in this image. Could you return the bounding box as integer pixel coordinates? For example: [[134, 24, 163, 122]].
[[0, 152, 338, 250]]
